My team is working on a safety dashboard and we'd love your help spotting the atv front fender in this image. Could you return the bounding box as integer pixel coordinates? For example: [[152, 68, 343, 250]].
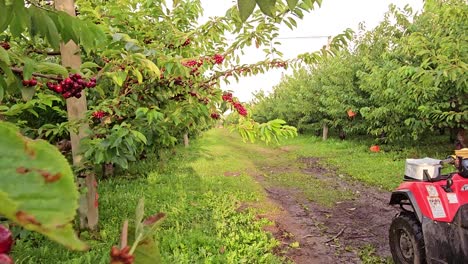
[[389, 190, 423, 222]]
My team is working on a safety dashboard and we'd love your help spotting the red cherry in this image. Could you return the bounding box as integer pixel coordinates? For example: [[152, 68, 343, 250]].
[[0, 42, 10, 50], [22, 80, 30, 86], [182, 38, 191, 46], [29, 79, 37, 86], [55, 85, 63, 93], [0, 254, 13, 264], [64, 78, 73, 85], [210, 113, 220, 119], [74, 92, 82, 99], [212, 54, 224, 65], [0, 225, 13, 254], [63, 92, 72, 99]]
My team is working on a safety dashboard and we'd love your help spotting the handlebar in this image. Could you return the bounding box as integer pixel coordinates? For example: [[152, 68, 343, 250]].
[[440, 156, 455, 165]]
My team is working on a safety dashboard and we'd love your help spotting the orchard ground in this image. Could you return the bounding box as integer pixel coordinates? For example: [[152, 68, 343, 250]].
[[12, 128, 454, 263]]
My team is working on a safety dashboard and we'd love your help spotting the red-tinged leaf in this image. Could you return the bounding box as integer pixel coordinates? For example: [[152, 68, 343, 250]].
[[143, 213, 166, 226]]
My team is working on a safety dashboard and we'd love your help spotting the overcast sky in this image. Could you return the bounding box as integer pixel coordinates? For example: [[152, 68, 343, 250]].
[[199, 0, 424, 102]]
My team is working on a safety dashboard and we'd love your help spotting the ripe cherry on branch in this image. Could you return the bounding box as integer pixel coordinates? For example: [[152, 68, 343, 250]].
[[221, 92, 248, 116], [92, 110, 106, 119], [210, 112, 220, 119], [182, 38, 191, 47], [46, 74, 97, 99], [212, 54, 224, 65], [222, 92, 233, 102], [22, 78, 37, 87], [0, 42, 10, 50]]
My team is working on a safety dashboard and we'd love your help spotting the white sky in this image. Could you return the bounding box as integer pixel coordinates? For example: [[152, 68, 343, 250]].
[[199, 0, 424, 102]]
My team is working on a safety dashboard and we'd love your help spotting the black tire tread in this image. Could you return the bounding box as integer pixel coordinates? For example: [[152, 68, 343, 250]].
[[389, 212, 426, 264]]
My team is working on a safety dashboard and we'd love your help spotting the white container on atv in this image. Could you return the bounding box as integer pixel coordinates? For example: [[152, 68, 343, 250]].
[[404, 157, 441, 180]]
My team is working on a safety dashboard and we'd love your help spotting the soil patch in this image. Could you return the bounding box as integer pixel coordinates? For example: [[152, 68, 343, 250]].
[[259, 157, 399, 263]]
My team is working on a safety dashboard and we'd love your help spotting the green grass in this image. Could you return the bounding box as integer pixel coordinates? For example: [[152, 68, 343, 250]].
[[283, 135, 453, 191], [11, 128, 454, 263], [12, 129, 284, 264]]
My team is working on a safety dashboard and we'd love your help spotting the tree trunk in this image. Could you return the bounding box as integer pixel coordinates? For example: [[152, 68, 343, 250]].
[[183, 133, 189, 147], [55, 0, 98, 231], [457, 128, 466, 148], [322, 124, 328, 141]]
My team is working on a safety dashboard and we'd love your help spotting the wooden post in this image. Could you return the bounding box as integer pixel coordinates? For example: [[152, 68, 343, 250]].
[[321, 37, 332, 141], [183, 133, 189, 147], [55, 0, 98, 231], [322, 124, 328, 141]]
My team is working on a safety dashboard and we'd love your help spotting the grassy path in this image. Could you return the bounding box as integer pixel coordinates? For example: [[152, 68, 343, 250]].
[[13, 128, 404, 263]]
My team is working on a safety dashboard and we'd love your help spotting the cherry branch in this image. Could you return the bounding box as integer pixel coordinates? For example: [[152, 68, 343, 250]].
[[27, 49, 61, 56], [11, 67, 63, 81]]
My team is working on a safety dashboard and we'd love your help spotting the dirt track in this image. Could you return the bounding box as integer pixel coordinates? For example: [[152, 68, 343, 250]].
[[258, 157, 399, 263]]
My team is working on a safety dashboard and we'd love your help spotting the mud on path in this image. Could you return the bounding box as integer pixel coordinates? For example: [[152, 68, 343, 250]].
[[257, 157, 399, 263]]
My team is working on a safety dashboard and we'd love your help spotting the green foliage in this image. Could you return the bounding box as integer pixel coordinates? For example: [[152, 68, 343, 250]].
[[1, 0, 312, 173], [0, 121, 86, 251], [82, 122, 147, 169], [236, 0, 322, 22], [234, 118, 298, 144], [252, 0, 467, 144]]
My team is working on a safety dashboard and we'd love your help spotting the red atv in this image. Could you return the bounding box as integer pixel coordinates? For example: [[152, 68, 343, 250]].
[[389, 149, 468, 264]]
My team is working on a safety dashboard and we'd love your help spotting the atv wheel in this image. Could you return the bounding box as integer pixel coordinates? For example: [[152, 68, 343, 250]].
[[389, 212, 425, 264]]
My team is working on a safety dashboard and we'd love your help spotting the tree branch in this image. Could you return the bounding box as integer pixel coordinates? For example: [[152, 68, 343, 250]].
[[27, 49, 62, 56], [11, 67, 64, 81]]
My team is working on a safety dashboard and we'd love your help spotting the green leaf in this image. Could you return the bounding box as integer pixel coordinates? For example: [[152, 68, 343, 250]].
[[135, 198, 144, 239], [140, 59, 160, 78], [0, 121, 87, 251], [108, 71, 128, 87], [21, 87, 35, 101], [133, 69, 143, 84], [44, 14, 61, 49], [0, 76, 6, 102], [255, 0, 276, 17], [286, 0, 299, 10], [132, 130, 147, 145], [133, 237, 162, 264], [56, 11, 79, 43], [0, 3, 13, 32], [289, 241, 300, 248], [23, 58, 36, 80], [238, 0, 257, 22], [0, 46, 10, 65], [36, 62, 69, 78], [80, 62, 100, 70], [9, 0, 28, 38]]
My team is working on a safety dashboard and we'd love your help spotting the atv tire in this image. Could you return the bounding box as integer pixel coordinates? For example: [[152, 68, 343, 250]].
[[389, 212, 426, 264]]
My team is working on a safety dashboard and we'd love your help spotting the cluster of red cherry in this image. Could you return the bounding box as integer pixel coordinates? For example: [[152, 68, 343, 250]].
[[222, 92, 248, 117], [46, 74, 96, 99]]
